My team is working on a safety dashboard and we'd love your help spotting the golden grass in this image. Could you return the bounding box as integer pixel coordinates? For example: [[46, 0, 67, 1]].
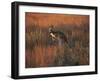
[[25, 25, 89, 68]]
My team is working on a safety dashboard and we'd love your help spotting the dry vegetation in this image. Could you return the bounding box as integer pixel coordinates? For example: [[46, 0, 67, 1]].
[[25, 24, 89, 68]]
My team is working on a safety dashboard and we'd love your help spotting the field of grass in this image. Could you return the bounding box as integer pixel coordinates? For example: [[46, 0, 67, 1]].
[[25, 24, 89, 68]]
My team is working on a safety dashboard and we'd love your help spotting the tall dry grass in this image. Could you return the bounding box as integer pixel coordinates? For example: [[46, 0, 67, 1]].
[[25, 25, 89, 68]]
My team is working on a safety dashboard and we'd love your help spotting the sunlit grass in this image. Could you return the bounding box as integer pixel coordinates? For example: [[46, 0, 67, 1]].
[[25, 25, 89, 68]]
